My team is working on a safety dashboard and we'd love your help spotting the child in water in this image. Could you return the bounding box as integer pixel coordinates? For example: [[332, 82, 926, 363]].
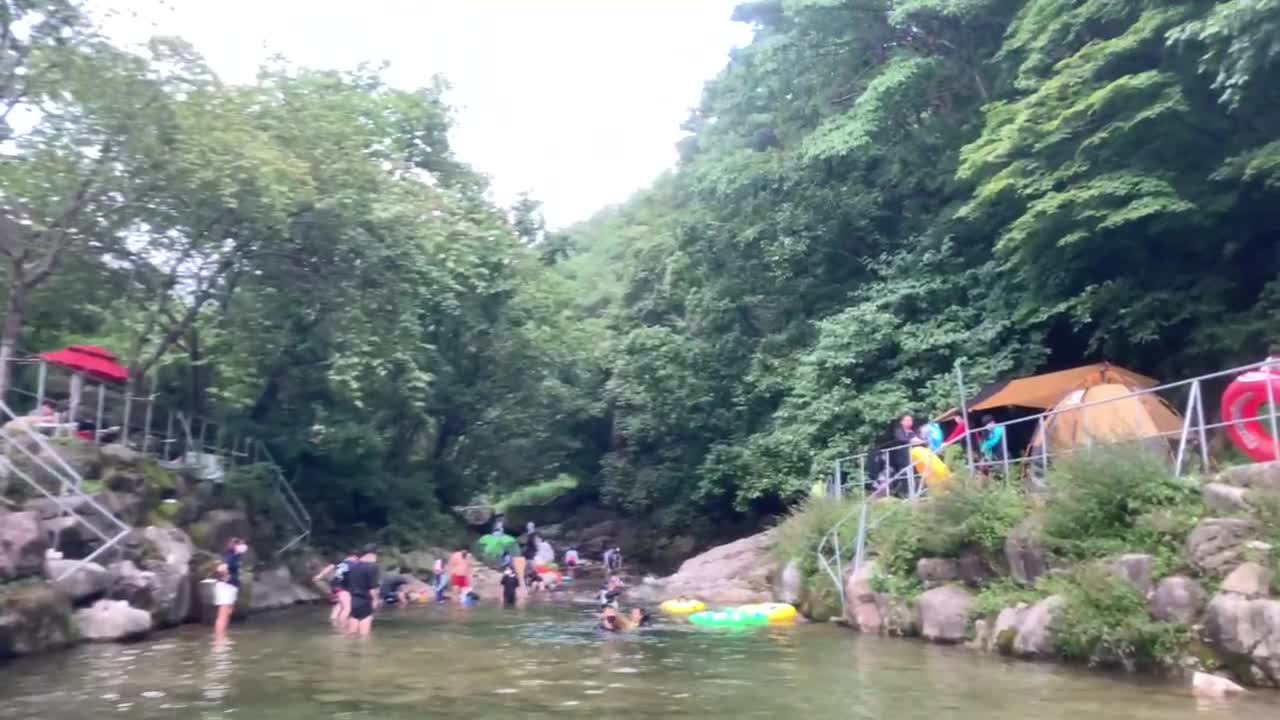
[[500, 566, 520, 607]]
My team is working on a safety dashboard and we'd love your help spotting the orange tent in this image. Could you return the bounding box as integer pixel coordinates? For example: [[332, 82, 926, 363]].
[[968, 363, 1158, 412], [1029, 383, 1184, 452]]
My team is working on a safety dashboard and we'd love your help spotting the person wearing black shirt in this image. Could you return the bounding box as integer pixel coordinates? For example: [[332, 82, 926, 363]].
[[346, 545, 381, 636], [500, 566, 520, 607]]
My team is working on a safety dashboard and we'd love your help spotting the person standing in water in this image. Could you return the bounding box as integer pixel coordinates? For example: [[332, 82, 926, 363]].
[[446, 547, 474, 606], [314, 551, 357, 627], [500, 565, 520, 608], [212, 563, 238, 641], [345, 545, 380, 636]]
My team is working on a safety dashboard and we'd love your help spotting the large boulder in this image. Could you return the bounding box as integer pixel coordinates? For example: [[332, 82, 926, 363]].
[[1186, 518, 1255, 577], [140, 526, 195, 568], [1216, 461, 1280, 492], [100, 557, 189, 627], [1011, 595, 1064, 659], [250, 565, 324, 612], [956, 548, 999, 587], [775, 560, 803, 605], [1149, 576, 1207, 624], [1005, 517, 1052, 585], [73, 599, 152, 642], [916, 558, 959, 587], [643, 530, 775, 605], [187, 509, 251, 553], [0, 582, 76, 658], [875, 593, 918, 637], [0, 510, 45, 581], [1204, 593, 1280, 686], [1100, 553, 1155, 597], [1220, 562, 1272, 600], [917, 585, 974, 644], [991, 604, 1028, 654], [845, 560, 881, 633], [1202, 483, 1251, 514], [46, 559, 111, 602]]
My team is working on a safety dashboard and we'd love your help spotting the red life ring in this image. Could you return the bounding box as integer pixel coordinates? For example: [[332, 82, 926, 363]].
[[1220, 369, 1280, 462]]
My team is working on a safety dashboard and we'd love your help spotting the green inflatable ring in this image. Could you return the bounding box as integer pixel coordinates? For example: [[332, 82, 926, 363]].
[[687, 609, 770, 628]]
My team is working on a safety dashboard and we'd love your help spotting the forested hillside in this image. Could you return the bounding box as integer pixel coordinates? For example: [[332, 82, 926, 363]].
[[3, 0, 1278, 551], [556, 0, 1280, 535]]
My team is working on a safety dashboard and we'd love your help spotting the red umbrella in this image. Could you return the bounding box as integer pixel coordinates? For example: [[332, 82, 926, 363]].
[[38, 345, 129, 385]]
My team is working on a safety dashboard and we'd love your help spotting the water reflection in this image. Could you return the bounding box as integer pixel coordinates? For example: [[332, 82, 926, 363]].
[[0, 606, 1277, 719]]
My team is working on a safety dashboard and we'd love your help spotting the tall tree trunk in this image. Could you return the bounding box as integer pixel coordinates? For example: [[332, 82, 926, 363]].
[[0, 267, 29, 398]]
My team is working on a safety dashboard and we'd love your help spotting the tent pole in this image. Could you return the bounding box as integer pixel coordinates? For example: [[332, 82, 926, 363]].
[[955, 364, 976, 477], [69, 373, 82, 425]]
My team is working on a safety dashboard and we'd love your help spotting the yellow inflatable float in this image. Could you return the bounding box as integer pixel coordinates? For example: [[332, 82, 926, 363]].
[[659, 598, 706, 615], [736, 603, 798, 624], [910, 447, 953, 493]]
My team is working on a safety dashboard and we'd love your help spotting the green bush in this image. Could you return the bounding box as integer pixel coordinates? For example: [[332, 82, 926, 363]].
[[1041, 445, 1200, 570], [1051, 565, 1189, 670], [972, 577, 1044, 618], [1249, 489, 1280, 594], [867, 498, 928, 579], [920, 478, 1029, 557], [772, 495, 861, 573]]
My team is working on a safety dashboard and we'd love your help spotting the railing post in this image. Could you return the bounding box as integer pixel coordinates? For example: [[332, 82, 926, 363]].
[[68, 373, 82, 425], [1175, 383, 1198, 476], [1000, 424, 1011, 480], [121, 386, 132, 447], [880, 449, 891, 496], [955, 363, 976, 477], [1194, 381, 1209, 473], [164, 411, 175, 461], [858, 454, 867, 502], [141, 373, 157, 455], [1038, 415, 1049, 484], [1267, 367, 1279, 462], [832, 459, 841, 499], [94, 384, 105, 445], [35, 361, 47, 410]]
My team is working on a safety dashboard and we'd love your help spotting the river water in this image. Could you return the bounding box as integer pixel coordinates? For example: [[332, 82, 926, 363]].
[[1, 603, 1276, 719]]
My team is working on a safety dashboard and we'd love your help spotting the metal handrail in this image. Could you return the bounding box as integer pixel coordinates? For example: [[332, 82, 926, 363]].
[[255, 441, 311, 557]]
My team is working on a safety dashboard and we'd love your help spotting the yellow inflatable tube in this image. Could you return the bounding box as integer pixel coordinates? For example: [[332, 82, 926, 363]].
[[736, 603, 798, 624], [659, 598, 706, 615], [910, 447, 953, 493]]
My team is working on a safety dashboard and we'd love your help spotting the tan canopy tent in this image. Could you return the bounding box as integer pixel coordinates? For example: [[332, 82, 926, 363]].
[[969, 363, 1159, 411], [1029, 383, 1185, 452]]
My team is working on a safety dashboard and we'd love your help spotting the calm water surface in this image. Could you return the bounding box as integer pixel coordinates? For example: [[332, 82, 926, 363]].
[[1, 603, 1276, 719]]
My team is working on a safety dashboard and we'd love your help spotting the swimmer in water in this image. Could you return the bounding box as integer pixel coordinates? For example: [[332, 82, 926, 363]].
[[599, 605, 650, 632]]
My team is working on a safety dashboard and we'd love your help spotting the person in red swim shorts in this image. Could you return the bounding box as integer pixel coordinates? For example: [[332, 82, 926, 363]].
[[446, 546, 473, 606]]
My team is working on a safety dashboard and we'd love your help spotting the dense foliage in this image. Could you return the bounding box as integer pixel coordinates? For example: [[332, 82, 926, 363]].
[[3, 1, 1279, 549]]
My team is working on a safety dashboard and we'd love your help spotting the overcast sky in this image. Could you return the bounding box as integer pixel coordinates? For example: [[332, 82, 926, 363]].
[[95, 0, 752, 228]]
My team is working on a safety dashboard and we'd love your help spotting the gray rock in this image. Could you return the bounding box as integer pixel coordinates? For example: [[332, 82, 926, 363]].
[[250, 565, 324, 612], [777, 559, 803, 605], [917, 585, 974, 644], [1215, 461, 1280, 492], [100, 444, 144, 465], [1149, 576, 1207, 624], [956, 548, 998, 587], [916, 557, 959, 587], [46, 559, 111, 602], [845, 560, 881, 633], [0, 510, 46, 581], [1101, 553, 1155, 596], [1204, 593, 1280, 686], [0, 582, 76, 658], [140, 526, 195, 568], [1006, 517, 1051, 585], [1186, 518, 1255, 577], [653, 530, 776, 605], [875, 592, 918, 637], [1011, 595, 1064, 659], [992, 604, 1028, 654], [455, 505, 495, 528], [149, 562, 191, 627], [73, 599, 152, 642], [1202, 483, 1251, 513], [1221, 562, 1272, 600]]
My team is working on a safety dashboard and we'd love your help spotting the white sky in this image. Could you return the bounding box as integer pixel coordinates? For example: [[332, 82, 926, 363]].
[[94, 0, 752, 228]]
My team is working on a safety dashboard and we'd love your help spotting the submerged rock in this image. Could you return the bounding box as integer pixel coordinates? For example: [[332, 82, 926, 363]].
[[917, 585, 974, 644], [1191, 671, 1247, 699], [74, 599, 152, 642], [1149, 576, 1207, 625]]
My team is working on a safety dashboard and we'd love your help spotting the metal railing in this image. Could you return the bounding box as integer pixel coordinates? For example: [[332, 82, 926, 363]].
[[255, 441, 312, 557], [0, 399, 132, 581], [817, 357, 1280, 619]]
